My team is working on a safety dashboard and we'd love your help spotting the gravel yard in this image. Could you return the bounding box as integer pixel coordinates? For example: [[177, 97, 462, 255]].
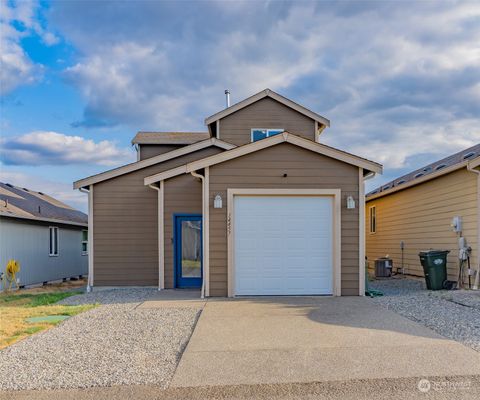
[[370, 278, 480, 352], [0, 289, 201, 391]]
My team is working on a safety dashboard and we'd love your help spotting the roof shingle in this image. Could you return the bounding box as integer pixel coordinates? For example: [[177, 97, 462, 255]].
[[0, 182, 87, 225], [131, 132, 210, 145], [367, 143, 480, 197]]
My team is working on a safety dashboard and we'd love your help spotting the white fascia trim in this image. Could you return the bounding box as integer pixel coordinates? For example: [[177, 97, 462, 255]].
[[144, 132, 382, 185], [468, 156, 480, 170], [74, 138, 236, 189], [205, 89, 330, 127]]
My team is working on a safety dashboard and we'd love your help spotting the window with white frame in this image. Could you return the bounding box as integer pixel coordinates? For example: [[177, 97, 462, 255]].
[[81, 230, 88, 255], [49, 226, 59, 256], [369, 206, 376, 234], [251, 128, 284, 142]]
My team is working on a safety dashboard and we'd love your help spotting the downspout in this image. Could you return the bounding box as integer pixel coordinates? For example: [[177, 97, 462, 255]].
[[467, 163, 480, 290], [134, 144, 140, 161], [79, 186, 93, 292], [148, 183, 164, 291], [190, 170, 206, 299]]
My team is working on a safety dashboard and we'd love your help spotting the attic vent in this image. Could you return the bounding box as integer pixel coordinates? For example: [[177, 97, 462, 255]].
[[370, 190, 378, 194], [38, 192, 44, 195], [22, 188, 29, 192], [5, 183, 13, 188], [383, 185, 391, 190], [463, 151, 476, 160], [423, 167, 432, 172], [414, 173, 424, 179], [397, 179, 406, 185], [435, 164, 447, 171]]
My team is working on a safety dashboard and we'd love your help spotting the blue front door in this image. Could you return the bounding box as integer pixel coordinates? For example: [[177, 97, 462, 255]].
[[174, 215, 202, 288]]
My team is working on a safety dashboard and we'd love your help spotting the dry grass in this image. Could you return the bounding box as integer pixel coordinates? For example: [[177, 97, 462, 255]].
[[18, 278, 88, 294], [0, 283, 96, 349]]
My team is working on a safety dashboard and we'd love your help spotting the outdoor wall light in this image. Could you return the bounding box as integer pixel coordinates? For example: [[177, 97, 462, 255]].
[[214, 194, 223, 209], [346, 196, 356, 209]]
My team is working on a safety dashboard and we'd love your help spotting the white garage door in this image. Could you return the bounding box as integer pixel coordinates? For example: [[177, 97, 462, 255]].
[[234, 196, 333, 295]]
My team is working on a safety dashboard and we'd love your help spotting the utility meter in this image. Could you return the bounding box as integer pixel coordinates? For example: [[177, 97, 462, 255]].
[[451, 216, 462, 233]]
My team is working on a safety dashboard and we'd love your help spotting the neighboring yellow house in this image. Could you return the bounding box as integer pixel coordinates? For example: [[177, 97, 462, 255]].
[[366, 144, 480, 287]]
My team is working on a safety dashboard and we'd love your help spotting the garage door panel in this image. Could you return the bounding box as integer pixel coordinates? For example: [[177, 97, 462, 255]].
[[234, 196, 334, 296]]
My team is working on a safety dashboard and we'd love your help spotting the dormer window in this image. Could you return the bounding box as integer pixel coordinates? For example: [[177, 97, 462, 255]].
[[251, 128, 284, 142]]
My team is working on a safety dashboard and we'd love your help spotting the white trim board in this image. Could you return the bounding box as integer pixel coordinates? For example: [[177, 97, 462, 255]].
[[74, 138, 236, 189], [144, 132, 383, 185], [87, 185, 94, 288], [226, 188, 342, 297], [359, 168, 365, 296], [205, 88, 330, 128]]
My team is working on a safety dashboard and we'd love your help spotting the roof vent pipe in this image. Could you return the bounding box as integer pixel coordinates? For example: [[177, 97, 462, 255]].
[[225, 89, 230, 108]]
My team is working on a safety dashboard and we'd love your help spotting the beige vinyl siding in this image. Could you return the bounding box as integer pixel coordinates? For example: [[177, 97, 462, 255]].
[[208, 142, 360, 296], [92, 146, 222, 286], [366, 168, 478, 280], [163, 173, 203, 288], [219, 97, 316, 146], [139, 144, 184, 160]]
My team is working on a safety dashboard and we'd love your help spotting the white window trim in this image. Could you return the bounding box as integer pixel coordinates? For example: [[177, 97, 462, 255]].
[[49, 226, 59, 257], [250, 128, 284, 142], [81, 229, 88, 256], [369, 205, 376, 234]]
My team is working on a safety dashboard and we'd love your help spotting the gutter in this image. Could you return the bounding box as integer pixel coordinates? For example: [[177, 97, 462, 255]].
[[467, 162, 480, 290]]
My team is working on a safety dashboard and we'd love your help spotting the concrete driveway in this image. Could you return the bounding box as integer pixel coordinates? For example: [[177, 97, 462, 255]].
[[170, 296, 480, 388]]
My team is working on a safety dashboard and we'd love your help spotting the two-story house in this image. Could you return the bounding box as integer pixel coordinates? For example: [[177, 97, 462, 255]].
[[74, 89, 382, 297]]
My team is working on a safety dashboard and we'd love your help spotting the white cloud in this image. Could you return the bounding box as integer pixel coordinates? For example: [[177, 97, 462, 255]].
[[0, 22, 38, 94], [0, 0, 59, 95], [48, 1, 480, 176], [0, 131, 135, 166], [0, 170, 87, 212]]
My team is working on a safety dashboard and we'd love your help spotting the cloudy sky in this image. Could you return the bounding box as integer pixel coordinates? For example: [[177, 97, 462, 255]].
[[1, 0, 479, 211]]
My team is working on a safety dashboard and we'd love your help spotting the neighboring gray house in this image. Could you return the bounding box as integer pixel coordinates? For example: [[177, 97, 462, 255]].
[[0, 182, 88, 288]]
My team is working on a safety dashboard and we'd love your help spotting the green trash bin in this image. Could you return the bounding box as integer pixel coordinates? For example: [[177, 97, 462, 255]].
[[418, 250, 450, 290]]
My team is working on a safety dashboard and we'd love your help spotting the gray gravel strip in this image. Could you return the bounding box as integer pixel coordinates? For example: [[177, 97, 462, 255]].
[[0, 289, 201, 391], [58, 287, 159, 305], [370, 278, 480, 352]]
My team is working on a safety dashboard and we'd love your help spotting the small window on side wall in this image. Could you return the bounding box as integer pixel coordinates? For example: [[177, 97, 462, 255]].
[[369, 206, 376, 234], [251, 128, 284, 142], [82, 230, 88, 256], [49, 226, 59, 256]]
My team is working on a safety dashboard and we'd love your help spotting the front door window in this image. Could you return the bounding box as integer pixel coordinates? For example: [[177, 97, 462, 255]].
[[175, 215, 202, 288]]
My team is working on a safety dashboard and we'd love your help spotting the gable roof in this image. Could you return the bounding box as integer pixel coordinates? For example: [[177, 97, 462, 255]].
[[144, 132, 382, 185], [132, 131, 210, 145], [74, 138, 236, 189], [0, 182, 87, 227], [204, 89, 330, 128], [367, 143, 480, 201]]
